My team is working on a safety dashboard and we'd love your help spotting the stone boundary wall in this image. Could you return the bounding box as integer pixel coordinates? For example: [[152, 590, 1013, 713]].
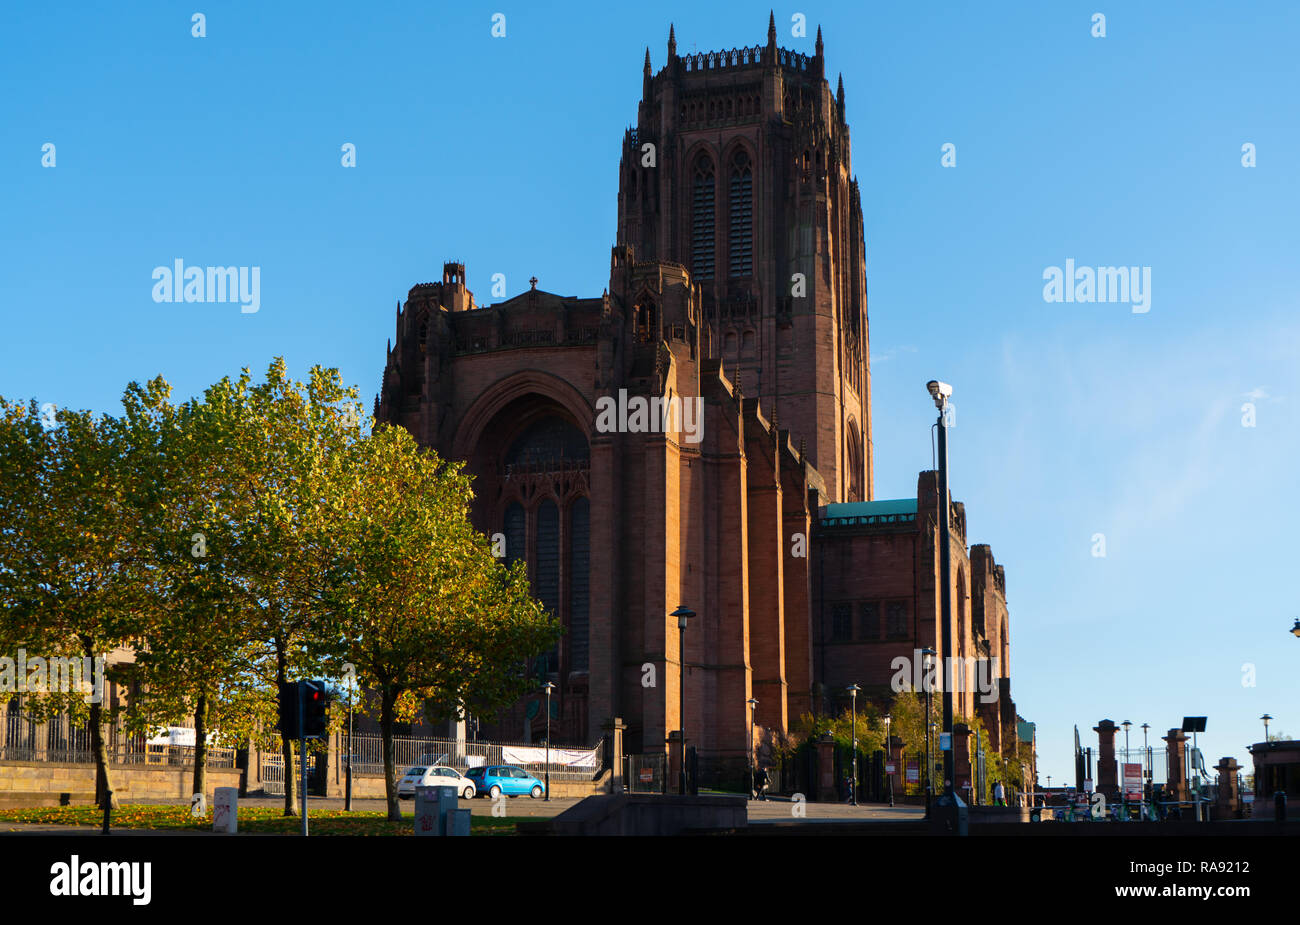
[[0, 760, 241, 806]]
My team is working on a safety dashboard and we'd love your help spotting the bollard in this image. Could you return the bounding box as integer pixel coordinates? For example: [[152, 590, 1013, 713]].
[[1275, 790, 1287, 824], [101, 791, 112, 835]]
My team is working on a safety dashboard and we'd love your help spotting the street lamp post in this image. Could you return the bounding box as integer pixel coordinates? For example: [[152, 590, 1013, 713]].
[[747, 698, 759, 800], [927, 380, 957, 812], [1121, 720, 1132, 817], [671, 605, 695, 796], [1141, 723, 1150, 799], [1291, 618, 1300, 639], [884, 714, 893, 806], [847, 685, 860, 806], [542, 681, 555, 801], [343, 667, 355, 813], [922, 647, 936, 818]]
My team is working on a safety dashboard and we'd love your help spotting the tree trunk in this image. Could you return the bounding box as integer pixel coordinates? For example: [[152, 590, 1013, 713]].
[[275, 646, 297, 816], [88, 700, 118, 810], [381, 687, 400, 821], [191, 693, 208, 802], [280, 733, 298, 816]]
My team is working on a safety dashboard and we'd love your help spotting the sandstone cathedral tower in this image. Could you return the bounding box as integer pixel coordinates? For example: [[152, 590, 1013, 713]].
[[376, 17, 1028, 787]]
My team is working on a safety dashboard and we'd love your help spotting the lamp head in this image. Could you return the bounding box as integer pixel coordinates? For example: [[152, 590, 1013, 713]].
[[1291, 618, 1300, 638], [671, 604, 695, 628]]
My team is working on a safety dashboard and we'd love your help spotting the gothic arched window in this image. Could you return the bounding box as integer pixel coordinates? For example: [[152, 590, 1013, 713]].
[[691, 155, 716, 281], [503, 502, 526, 566], [535, 499, 560, 674], [568, 498, 590, 672], [729, 150, 753, 277], [846, 419, 862, 503]]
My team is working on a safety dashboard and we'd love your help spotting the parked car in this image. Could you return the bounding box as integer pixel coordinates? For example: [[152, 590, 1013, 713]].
[[464, 765, 546, 799], [397, 765, 476, 800]]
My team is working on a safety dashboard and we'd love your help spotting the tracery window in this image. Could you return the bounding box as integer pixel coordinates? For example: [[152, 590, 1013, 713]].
[[692, 155, 716, 281], [728, 150, 753, 277]]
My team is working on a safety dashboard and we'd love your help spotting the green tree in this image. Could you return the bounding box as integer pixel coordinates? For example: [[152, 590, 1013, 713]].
[[117, 379, 266, 801], [0, 396, 155, 809], [201, 360, 363, 816], [324, 423, 559, 819]]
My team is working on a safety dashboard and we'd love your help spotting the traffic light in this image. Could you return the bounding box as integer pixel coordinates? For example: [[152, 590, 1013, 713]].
[[302, 680, 332, 739], [277, 681, 301, 739]]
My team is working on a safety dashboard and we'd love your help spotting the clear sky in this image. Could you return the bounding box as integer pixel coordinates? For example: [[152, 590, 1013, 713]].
[[3, 1, 1298, 789]]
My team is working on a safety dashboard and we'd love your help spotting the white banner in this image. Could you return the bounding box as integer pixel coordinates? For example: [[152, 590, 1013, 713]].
[[501, 745, 597, 768], [146, 726, 216, 747]]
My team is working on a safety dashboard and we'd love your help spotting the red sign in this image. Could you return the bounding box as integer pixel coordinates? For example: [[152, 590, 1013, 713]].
[[1123, 763, 1142, 799], [885, 763, 896, 775], [638, 768, 654, 783], [905, 760, 920, 783]]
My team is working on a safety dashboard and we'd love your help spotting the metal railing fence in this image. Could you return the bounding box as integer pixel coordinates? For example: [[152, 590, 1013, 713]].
[[338, 732, 605, 782], [1, 704, 235, 768]]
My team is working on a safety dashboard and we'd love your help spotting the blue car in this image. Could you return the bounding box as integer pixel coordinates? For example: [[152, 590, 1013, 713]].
[[465, 765, 546, 799]]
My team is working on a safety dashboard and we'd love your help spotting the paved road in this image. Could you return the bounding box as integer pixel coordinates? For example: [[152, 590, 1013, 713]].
[[2, 795, 923, 834]]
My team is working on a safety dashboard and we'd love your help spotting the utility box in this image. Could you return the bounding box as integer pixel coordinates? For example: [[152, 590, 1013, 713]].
[[414, 785, 459, 836], [930, 790, 969, 835], [213, 787, 238, 834], [447, 808, 472, 837]]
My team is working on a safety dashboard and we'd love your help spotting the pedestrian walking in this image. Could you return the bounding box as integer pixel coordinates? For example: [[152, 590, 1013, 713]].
[[993, 780, 1006, 806]]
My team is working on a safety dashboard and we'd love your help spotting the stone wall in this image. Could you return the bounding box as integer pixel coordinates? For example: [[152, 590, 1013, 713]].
[[0, 760, 242, 807]]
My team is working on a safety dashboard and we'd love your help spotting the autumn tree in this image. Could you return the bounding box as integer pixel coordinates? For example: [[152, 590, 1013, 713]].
[[324, 423, 559, 820], [0, 396, 156, 809], [117, 379, 267, 801], [201, 360, 362, 815]]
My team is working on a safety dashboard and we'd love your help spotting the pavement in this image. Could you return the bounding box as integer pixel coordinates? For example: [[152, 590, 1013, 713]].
[[0, 794, 924, 834]]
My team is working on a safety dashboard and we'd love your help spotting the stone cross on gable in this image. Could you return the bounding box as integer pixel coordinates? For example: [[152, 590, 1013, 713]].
[[529, 276, 538, 290]]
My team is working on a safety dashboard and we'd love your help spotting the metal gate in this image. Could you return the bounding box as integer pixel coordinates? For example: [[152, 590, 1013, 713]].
[[627, 752, 667, 793], [260, 751, 326, 796]]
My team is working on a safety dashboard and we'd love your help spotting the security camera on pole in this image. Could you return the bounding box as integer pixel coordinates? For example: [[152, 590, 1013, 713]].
[[927, 379, 967, 835]]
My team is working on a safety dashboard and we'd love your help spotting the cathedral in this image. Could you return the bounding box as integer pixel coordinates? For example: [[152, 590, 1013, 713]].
[[376, 17, 1028, 783]]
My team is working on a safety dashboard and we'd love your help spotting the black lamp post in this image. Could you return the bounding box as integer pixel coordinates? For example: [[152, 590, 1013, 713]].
[[847, 684, 860, 806], [542, 681, 555, 801], [927, 380, 957, 809], [1141, 723, 1151, 798], [883, 713, 893, 806], [1262, 714, 1272, 742], [922, 646, 936, 818], [670, 605, 695, 796], [747, 697, 759, 800], [1121, 720, 1132, 816], [345, 665, 354, 812]]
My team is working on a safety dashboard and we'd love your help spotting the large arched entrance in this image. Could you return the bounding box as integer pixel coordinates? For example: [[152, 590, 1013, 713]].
[[458, 390, 592, 744]]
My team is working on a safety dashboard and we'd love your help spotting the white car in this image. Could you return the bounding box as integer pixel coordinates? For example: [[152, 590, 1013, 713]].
[[397, 765, 476, 800]]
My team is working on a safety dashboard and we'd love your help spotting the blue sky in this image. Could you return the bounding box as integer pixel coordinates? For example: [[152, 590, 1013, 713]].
[[3, 1, 1298, 788]]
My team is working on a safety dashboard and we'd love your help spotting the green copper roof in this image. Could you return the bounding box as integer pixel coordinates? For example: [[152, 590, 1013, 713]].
[[824, 499, 917, 518], [821, 498, 918, 527], [1018, 721, 1036, 743]]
